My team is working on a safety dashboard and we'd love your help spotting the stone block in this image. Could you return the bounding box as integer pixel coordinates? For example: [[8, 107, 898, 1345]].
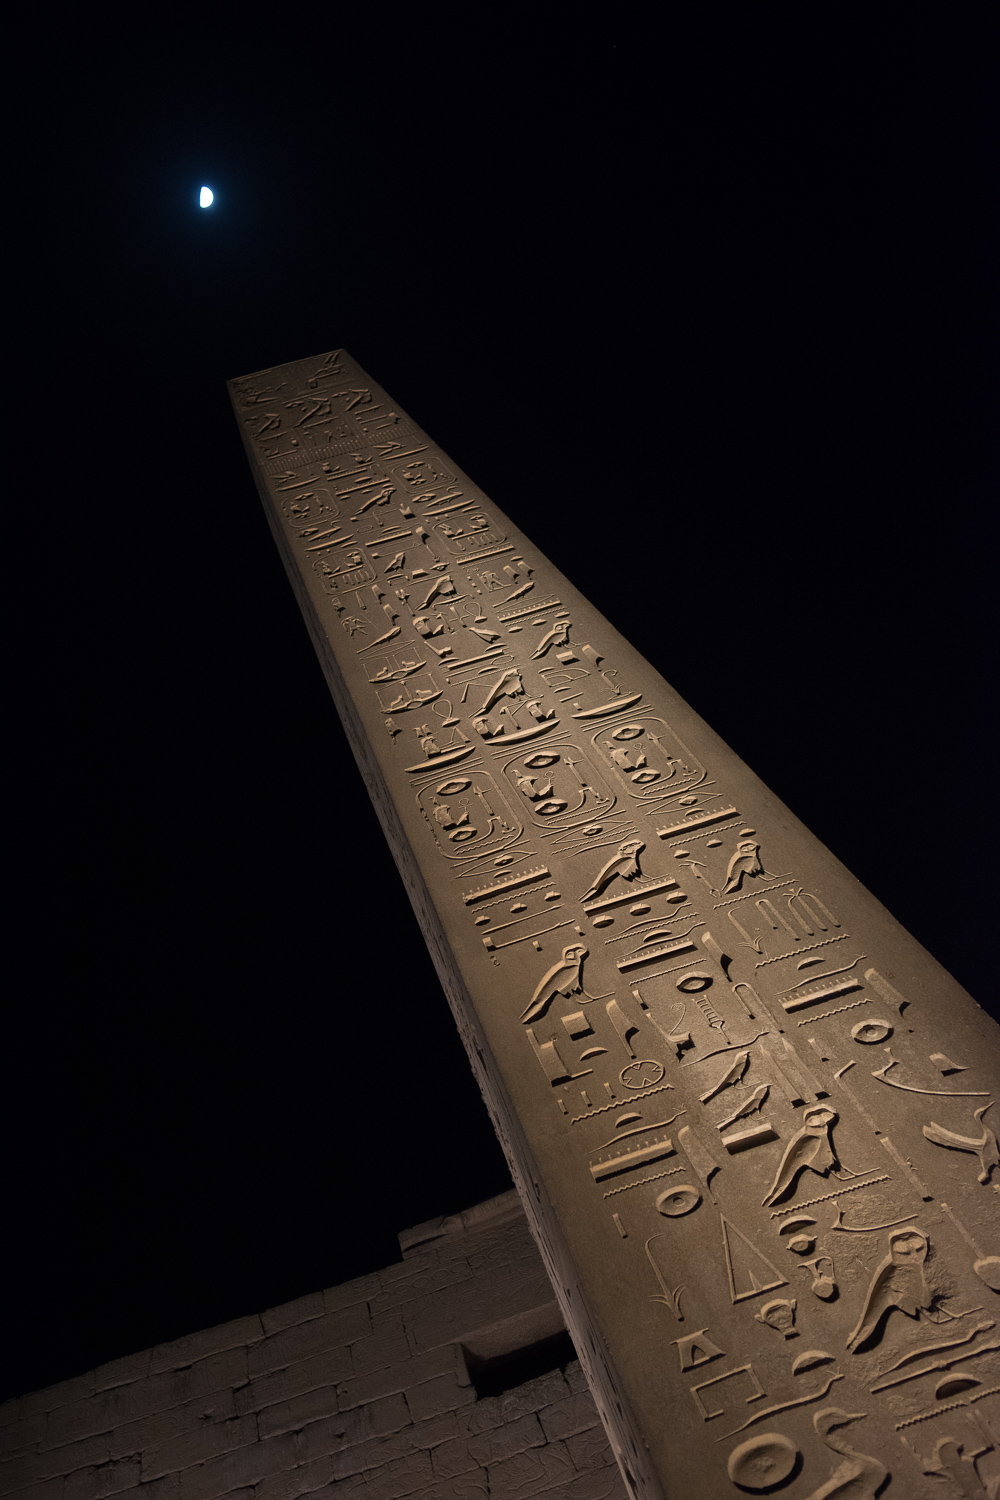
[[454, 1193, 523, 1237], [412, 1209, 520, 1268], [288, 1481, 358, 1500], [348, 1451, 432, 1500], [149, 1318, 264, 1378], [94, 1476, 178, 1500], [367, 1261, 472, 1319], [429, 1437, 481, 1481], [0, 1455, 35, 1494], [321, 1424, 420, 1484], [462, 1222, 534, 1275], [28, 1432, 112, 1481], [453, 1395, 504, 1440], [107, 1389, 239, 1462], [0, 1409, 46, 1456], [249, 1308, 371, 1382], [397, 1216, 454, 1258], [252, 1456, 330, 1500], [4, 1483, 65, 1500], [453, 1369, 568, 1442], [173, 1430, 299, 1500], [234, 1348, 351, 1418], [538, 1393, 601, 1444], [404, 1257, 553, 1355], [536, 1469, 627, 1500], [321, 1276, 379, 1318], [291, 1394, 411, 1469], [497, 1371, 568, 1426], [127, 1348, 248, 1428], [466, 1413, 543, 1470], [44, 1395, 119, 1453], [336, 1348, 457, 1413], [141, 1415, 258, 1482], [260, 1294, 326, 1337], [405, 1412, 458, 1452], [563, 1364, 587, 1397], [360, 1394, 414, 1442], [408, 1468, 489, 1500], [486, 1440, 574, 1500], [323, 1479, 367, 1500], [564, 1429, 613, 1473], [0, 1396, 23, 1427], [93, 1353, 152, 1394], [65, 1347, 247, 1442], [256, 1385, 338, 1441], [20, 1376, 97, 1421], [62, 1459, 142, 1500], [347, 1317, 409, 1380], [378, 1249, 439, 1285], [252, 1445, 362, 1500], [403, 1376, 475, 1425]]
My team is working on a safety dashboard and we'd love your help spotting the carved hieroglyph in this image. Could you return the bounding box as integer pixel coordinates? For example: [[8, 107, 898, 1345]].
[[231, 351, 1000, 1500]]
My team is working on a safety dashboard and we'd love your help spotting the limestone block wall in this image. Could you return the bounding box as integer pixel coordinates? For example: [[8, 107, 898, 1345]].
[[0, 1194, 626, 1500]]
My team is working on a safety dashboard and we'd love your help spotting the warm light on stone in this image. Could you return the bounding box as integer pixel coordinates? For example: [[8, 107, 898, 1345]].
[[228, 349, 1000, 1500]]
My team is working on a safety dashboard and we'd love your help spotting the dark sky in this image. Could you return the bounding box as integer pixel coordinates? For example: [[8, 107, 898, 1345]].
[[7, 16, 995, 1403]]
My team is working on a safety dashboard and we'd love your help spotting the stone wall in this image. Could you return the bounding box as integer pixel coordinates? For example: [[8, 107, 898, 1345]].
[[0, 1195, 626, 1500]]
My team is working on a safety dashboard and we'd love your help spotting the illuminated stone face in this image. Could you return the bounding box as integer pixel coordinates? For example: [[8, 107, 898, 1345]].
[[230, 349, 1000, 1500]]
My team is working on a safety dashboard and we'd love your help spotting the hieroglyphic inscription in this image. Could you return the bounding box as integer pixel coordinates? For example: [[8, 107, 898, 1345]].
[[233, 351, 1000, 1500]]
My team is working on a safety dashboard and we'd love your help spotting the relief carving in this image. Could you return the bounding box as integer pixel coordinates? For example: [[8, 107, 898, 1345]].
[[233, 351, 1000, 1500], [590, 717, 705, 802], [726, 1433, 800, 1491], [846, 1228, 941, 1351], [801, 1409, 888, 1500], [762, 1107, 842, 1207], [720, 1215, 788, 1304], [672, 1328, 724, 1371], [581, 839, 646, 901], [722, 838, 766, 895], [754, 1298, 798, 1340], [502, 743, 617, 829], [520, 943, 590, 1024], [415, 770, 521, 861], [923, 1104, 999, 1186], [873, 1050, 991, 1099], [690, 1363, 766, 1421]]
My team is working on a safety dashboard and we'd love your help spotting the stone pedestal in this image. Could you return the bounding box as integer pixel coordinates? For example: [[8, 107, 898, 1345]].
[[230, 350, 1000, 1500]]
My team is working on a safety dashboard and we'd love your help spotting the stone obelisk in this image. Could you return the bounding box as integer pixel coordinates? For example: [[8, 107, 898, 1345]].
[[230, 351, 1000, 1500]]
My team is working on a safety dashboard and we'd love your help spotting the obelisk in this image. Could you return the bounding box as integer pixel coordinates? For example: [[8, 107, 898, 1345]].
[[230, 350, 1000, 1500]]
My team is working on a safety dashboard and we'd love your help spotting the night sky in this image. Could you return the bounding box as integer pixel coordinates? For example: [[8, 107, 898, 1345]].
[[7, 16, 994, 1404]]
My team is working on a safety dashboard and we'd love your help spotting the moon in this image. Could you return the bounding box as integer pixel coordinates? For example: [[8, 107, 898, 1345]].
[[199, 186, 214, 208]]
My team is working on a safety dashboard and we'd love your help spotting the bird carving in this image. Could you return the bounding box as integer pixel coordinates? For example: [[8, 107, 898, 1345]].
[[580, 840, 645, 902], [762, 1107, 840, 1207], [846, 1228, 936, 1352], [520, 944, 589, 1025], [923, 1102, 999, 1186], [804, 1408, 887, 1500], [530, 620, 571, 659], [722, 839, 765, 894]]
